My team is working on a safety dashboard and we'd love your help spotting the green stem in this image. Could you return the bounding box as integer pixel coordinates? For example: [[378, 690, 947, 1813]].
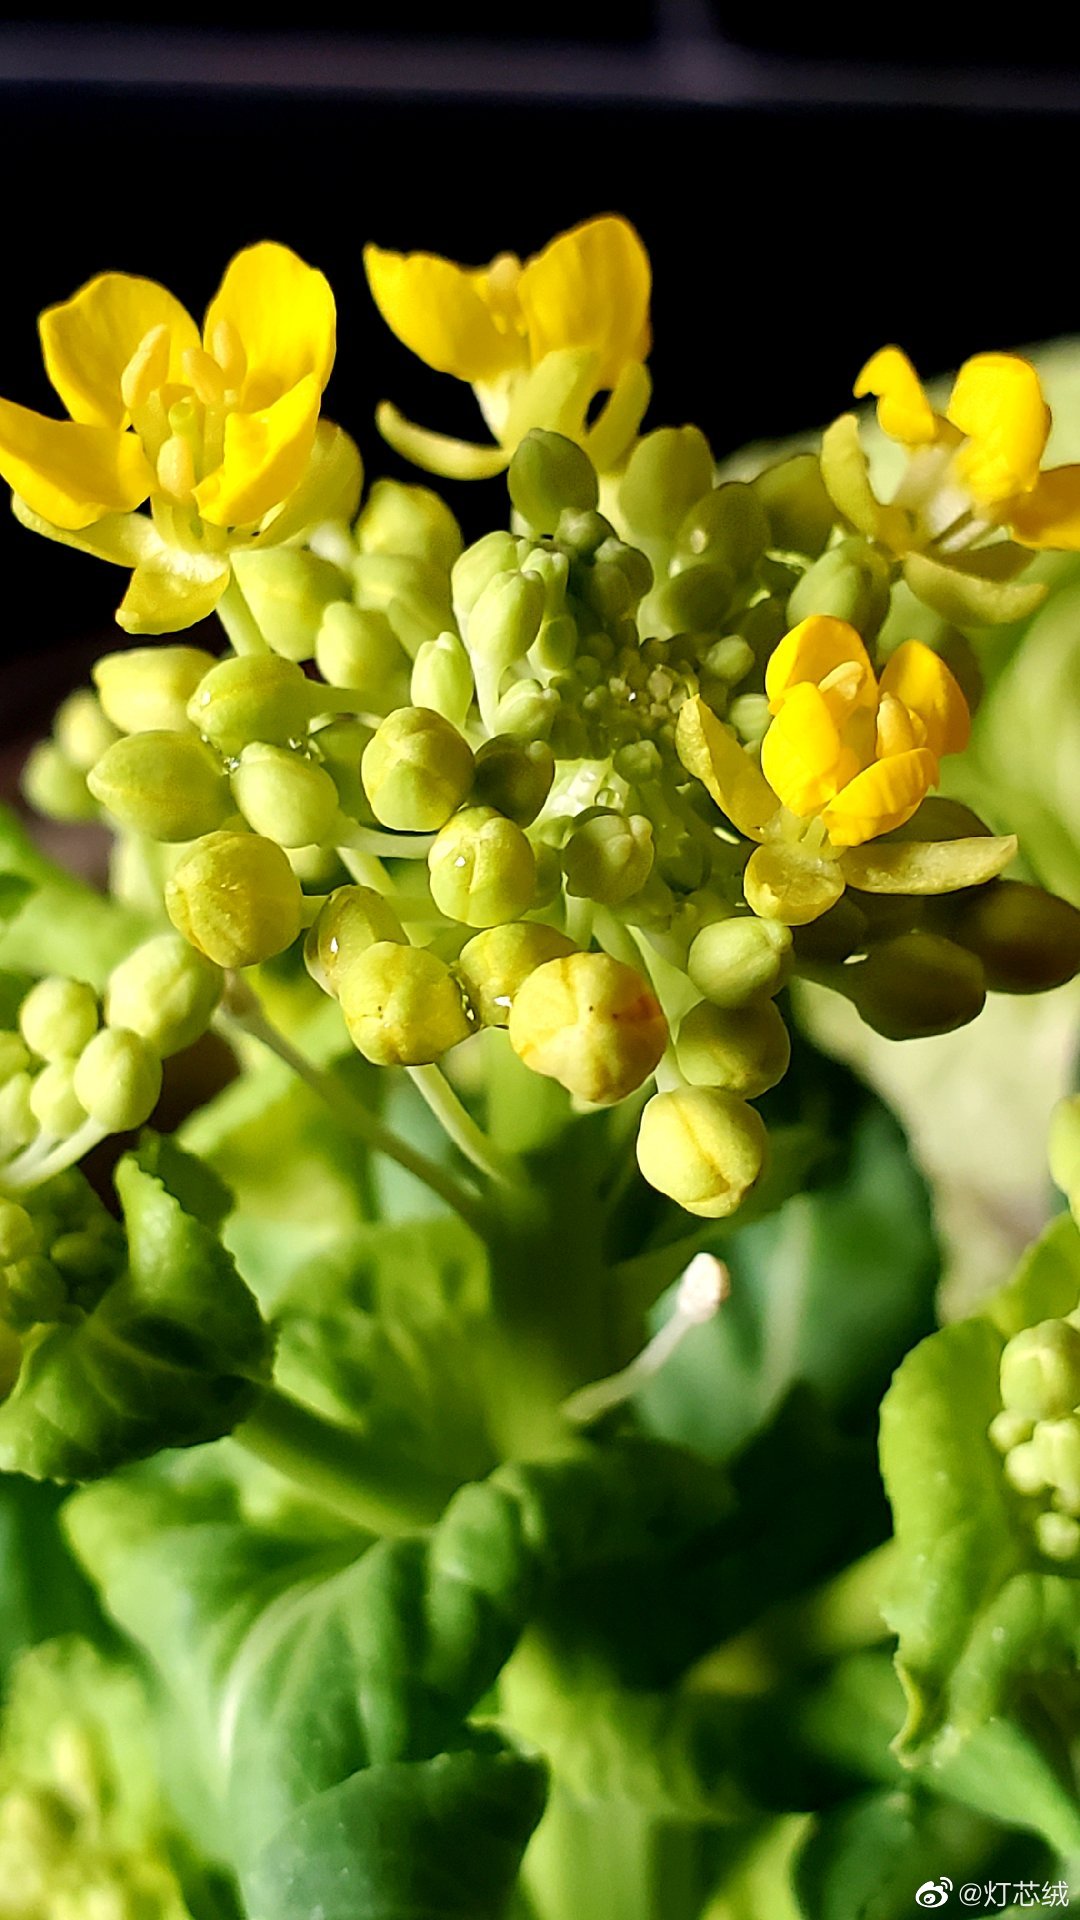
[[406, 1063, 529, 1194], [236, 1384, 455, 1535], [219, 999, 485, 1231], [216, 575, 269, 655]]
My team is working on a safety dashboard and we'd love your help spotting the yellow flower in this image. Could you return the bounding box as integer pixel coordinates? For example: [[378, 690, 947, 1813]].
[[0, 243, 358, 632], [363, 214, 653, 480]]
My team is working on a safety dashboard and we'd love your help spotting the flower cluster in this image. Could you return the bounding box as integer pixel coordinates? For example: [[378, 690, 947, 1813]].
[[992, 1312, 1080, 1564]]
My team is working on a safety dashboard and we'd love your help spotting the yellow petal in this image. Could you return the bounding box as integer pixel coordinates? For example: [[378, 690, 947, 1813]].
[[821, 747, 938, 848], [819, 413, 911, 552], [12, 492, 158, 567], [1007, 464, 1080, 550], [946, 352, 1050, 506], [194, 375, 320, 529], [364, 244, 523, 384], [257, 419, 363, 545], [674, 696, 777, 840], [204, 242, 336, 412], [0, 399, 154, 530], [583, 361, 652, 474], [518, 215, 651, 389], [854, 346, 937, 446], [879, 640, 970, 759], [117, 552, 231, 635], [765, 614, 874, 715], [374, 400, 511, 480], [760, 681, 859, 817], [39, 273, 200, 430]]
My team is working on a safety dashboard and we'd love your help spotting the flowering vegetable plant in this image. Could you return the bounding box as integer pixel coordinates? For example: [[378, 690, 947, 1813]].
[[0, 215, 1078, 1919]]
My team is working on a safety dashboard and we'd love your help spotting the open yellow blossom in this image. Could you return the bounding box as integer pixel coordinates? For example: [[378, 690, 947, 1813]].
[[363, 215, 652, 480], [0, 243, 357, 632]]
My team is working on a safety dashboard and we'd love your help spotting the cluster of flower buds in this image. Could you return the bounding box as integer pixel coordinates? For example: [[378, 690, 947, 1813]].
[[991, 1314, 1080, 1564]]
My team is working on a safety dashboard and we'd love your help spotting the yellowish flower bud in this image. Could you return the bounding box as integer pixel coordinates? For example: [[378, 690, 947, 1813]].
[[166, 831, 304, 968], [87, 731, 231, 843], [495, 679, 559, 739], [231, 743, 340, 848], [687, 916, 793, 1009], [451, 530, 520, 618], [0, 1033, 28, 1084], [508, 429, 599, 535], [187, 653, 316, 757], [362, 706, 474, 831], [466, 569, 546, 676], [356, 477, 463, 572], [410, 631, 474, 730], [0, 1073, 35, 1154], [428, 806, 536, 928], [105, 932, 223, 1058], [456, 922, 576, 1026], [636, 1087, 767, 1218], [752, 452, 834, 558], [339, 942, 471, 1065], [744, 844, 846, 927], [313, 716, 375, 820], [53, 689, 120, 772], [472, 736, 555, 827], [619, 426, 714, 541], [29, 1059, 86, 1138], [93, 645, 215, 733], [1032, 1415, 1080, 1512], [19, 977, 98, 1061], [1001, 1319, 1080, 1422], [73, 1027, 163, 1132], [230, 548, 348, 663], [0, 1199, 36, 1263], [353, 552, 453, 655], [315, 602, 406, 704], [20, 741, 96, 823], [304, 885, 407, 997], [1035, 1509, 1080, 1561], [988, 1407, 1033, 1453], [786, 537, 892, 638], [676, 481, 768, 584], [562, 809, 654, 906], [509, 951, 667, 1105], [676, 998, 791, 1098]]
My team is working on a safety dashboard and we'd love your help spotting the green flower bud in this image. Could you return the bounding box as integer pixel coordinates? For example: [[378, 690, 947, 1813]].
[[556, 507, 614, 557], [188, 653, 315, 757], [472, 736, 555, 827], [529, 613, 579, 676], [353, 552, 453, 655], [495, 679, 560, 739], [93, 645, 215, 733], [315, 602, 406, 704], [304, 885, 407, 997], [4, 1255, 66, 1328], [230, 548, 348, 662], [313, 716, 375, 819], [752, 452, 835, 558], [231, 743, 339, 849], [676, 481, 769, 583], [688, 917, 793, 1008], [989, 1407, 1034, 1453], [0, 1199, 36, 1263], [452, 530, 521, 618], [509, 951, 667, 1105], [595, 536, 653, 604], [20, 741, 96, 823], [72, 1028, 163, 1132], [728, 693, 772, 747], [845, 933, 985, 1041], [466, 569, 546, 676], [361, 707, 474, 831], [29, 1060, 86, 1138], [428, 806, 536, 928], [50, 1226, 117, 1284], [410, 631, 474, 730], [0, 1073, 35, 1154], [456, 922, 576, 1026], [340, 942, 471, 1065], [356, 477, 463, 572], [942, 880, 1080, 994], [636, 1086, 768, 1218], [792, 896, 870, 965], [702, 636, 755, 688], [562, 809, 654, 906], [1001, 1318, 1080, 1421], [166, 831, 304, 968], [1003, 1438, 1050, 1497], [1035, 1509, 1080, 1561], [650, 560, 733, 639], [787, 537, 892, 639], [87, 731, 230, 843], [676, 997, 791, 1097], [1031, 1414, 1080, 1511], [509, 429, 599, 534], [105, 932, 223, 1058], [532, 843, 563, 909], [53, 689, 119, 772], [19, 978, 98, 1061], [519, 543, 570, 613], [619, 427, 714, 541]]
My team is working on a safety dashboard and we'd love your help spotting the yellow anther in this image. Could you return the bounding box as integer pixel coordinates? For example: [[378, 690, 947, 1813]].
[[156, 433, 197, 503], [209, 317, 247, 391], [819, 659, 869, 709], [120, 323, 171, 413], [875, 692, 922, 758], [182, 346, 227, 410], [484, 251, 524, 332]]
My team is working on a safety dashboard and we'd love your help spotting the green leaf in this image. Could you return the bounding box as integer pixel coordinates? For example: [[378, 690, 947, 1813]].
[[984, 1212, 1080, 1341], [0, 802, 147, 985], [792, 1789, 1032, 1920], [0, 1475, 105, 1682], [0, 874, 33, 928], [0, 1142, 271, 1481]]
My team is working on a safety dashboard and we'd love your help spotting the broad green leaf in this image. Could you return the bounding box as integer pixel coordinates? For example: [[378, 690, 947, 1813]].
[[0, 802, 147, 985], [0, 1476, 105, 1683], [792, 1788, 1035, 1920], [984, 1212, 1080, 1340]]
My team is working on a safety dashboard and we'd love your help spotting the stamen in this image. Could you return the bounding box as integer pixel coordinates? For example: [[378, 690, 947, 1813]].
[[182, 347, 227, 410], [209, 318, 247, 391], [156, 434, 197, 504], [875, 692, 918, 758], [119, 324, 170, 413], [562, 1252, 729, 1425]]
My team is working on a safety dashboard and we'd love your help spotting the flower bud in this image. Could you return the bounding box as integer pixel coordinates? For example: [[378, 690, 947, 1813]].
[[562, 809, 654, 905], [676, 997, 791, 1098], [636, 1087, 767, 1218], [619, 427, 714, 541], [188, 653, 316, 756], [466, 569, 546, 676], [1001, 1318, 1080, 1422], [339, 942, 471, 1065], [472, 736, 555, 827], [1002, 1438, 1048, 1496], [651, 560, 734, 640], [20, 741, 96, 823], [702, 636, 755, 688], [410, 631, 474, 730], [456, 922, 576, 1027], [687, 917, 793, 1009], [942, 880, 1080, 994], [231, 743, 339, 848], [1035, 1510, 1080, 1562], [87, 731, 230, 843], [0, 1199, 36, 1263], [230, 548, 348, 662], [166, 831, 304, 968], [495, 679, 559, 739], [529, 614, 579, 676], [73, 1027, 163, 1132], [93, 645, 215, 733], [428, 806, 536, 928], [520, 543, 570, 613], [53, 689, 120, 771], [787, 537, 891, 640], [0, 1033, 31, 1085], [752, 452, 835, 557], [313, 716, 375, 819], [676, 481, 768, 584], [452, 530, 521, 617], [989, 1407, 1033, 1453], [556, 507, 614, 557], [4, 1256, 66, 1329], [743, 845, 845, 928], [105, 932, 223, 1057], [845, 932, 986, 1041], [1032, 1414, 1080, 1512], [304, 885, 407, 997], [356, 477, 463, 572], [19, 977, 98, 1061], [792, 896, 870, 965], [353, 552, 453, 655], [362, 707, 474, 831], [0, 1073, 35, 1154], [28, 1059, 86, 1137], [315, 603, 406, 704], [509, 951, 667, 1105], [508, 429, 599, 535]]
